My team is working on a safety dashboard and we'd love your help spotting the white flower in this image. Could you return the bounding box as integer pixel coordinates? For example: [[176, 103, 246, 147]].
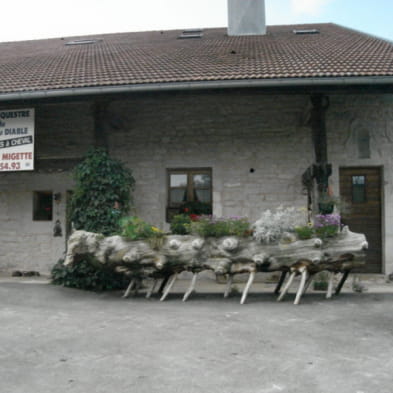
[[252, 205, 307, 244]]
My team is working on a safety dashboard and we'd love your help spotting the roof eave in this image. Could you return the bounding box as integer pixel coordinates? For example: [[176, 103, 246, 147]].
[[1, 76, 393, 102]]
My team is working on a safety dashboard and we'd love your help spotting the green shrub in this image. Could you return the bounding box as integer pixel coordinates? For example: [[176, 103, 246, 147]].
[[170, 214, 192, 235], [51, 257, 129, 291], [70, 148, 135, 236], [119, 216, 163, 240], [294, 225, 314, 240], [189, 216, 251, 237], [315, 225, 339, 238]]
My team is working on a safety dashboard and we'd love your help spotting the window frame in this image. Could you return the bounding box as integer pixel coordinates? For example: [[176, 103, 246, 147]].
[[166, 167, 212, 221], [33, 191, 53, 221]]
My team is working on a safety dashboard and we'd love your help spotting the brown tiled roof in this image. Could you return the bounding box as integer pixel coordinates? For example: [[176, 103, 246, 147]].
[[0, 23, 392, 94]]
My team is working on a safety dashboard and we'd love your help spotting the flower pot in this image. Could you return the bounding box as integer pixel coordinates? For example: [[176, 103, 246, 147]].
[[318, 203, 334, 214]]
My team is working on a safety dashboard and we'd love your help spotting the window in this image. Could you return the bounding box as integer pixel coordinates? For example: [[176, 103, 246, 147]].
[[33, 191, 53, 221], [352, 175, 366, 203], [167, 168, 212, 221]]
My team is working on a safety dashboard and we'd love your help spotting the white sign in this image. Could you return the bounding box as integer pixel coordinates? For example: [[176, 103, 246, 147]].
[[0, 108, 34, 171]]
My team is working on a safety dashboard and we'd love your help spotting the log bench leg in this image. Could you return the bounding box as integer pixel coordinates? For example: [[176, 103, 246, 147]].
[[326, 271, 335, 299], [146, 278, 158, 299], [122, 278, 135, 299], [277, 272, 296, 302], [157, 274, 170, 295], [240, 271, 255, 305], [160, 274, 178, 302], [183, 273, 198, 302], [224, 275, 234, 298], [294, 269, 308, 305], [303, 274, 314, 295], [133, 278, 141, 296], [335, 270, 350, 295], [274, 271, 287, 295]]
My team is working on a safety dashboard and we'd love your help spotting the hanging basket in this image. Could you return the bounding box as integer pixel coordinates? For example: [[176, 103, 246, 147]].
[[318, 202, 334, 214]]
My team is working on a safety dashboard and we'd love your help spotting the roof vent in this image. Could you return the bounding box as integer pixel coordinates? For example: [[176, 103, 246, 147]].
[[178, 29, 203, 39], [293, 29, 320, 35], [65, 39, 101, 46]]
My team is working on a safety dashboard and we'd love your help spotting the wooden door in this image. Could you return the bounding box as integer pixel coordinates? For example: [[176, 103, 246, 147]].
[[339, 167, 382, 273]]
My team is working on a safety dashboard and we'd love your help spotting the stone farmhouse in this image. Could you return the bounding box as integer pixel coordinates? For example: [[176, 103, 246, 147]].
[[0, 0, 392, 275]]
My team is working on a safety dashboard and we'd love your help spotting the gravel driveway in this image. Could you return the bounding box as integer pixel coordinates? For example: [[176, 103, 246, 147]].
[[1, 279, 393, 393]]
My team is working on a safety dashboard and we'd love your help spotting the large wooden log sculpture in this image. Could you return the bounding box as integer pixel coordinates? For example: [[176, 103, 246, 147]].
[[64, 227, 367, 304]]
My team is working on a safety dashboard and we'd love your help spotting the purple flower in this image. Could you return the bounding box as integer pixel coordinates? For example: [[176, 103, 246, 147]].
[[314, 214, 341, 228]]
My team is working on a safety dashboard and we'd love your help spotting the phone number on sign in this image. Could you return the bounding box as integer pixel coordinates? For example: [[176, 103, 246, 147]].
[[0, 161, 21, 170]]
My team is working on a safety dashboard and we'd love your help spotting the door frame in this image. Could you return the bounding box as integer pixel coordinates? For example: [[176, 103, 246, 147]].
[[338, 165, 384, 274]]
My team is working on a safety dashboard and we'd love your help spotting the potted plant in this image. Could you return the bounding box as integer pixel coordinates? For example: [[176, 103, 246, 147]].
[[314, 213, 341, 238], [318, 193, 339, 214]]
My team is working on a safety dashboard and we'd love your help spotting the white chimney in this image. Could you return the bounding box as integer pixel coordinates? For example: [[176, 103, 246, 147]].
[[227, 0, 266, 36]]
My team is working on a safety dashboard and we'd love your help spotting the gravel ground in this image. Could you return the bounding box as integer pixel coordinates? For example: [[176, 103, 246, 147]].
[[1, 278, 393, 393]]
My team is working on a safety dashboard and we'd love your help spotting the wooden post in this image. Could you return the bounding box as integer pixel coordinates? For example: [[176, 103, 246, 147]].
[[122, 279, 135, 298], [183, 273, 198, 302], [224, 275, 234, 298], [303, 274, 314, 295], [277, 272, 296, 302], [274, 271, 288, 294], [294, 270, 308, 305], [326, 272, 335, 299], [240, 271, 255, 305], [146, 279, 158, 298], [335, 270, 350, 295], [157, 274, 171, 295], [160, 274, 178, 302]]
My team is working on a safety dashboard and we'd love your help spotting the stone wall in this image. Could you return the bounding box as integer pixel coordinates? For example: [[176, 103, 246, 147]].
[[108, 91, 312, 226], [327, 94, 393, 274], [0, 187, 66, 273], [0, 101, 93, 273], [0, 91, 392, 274]]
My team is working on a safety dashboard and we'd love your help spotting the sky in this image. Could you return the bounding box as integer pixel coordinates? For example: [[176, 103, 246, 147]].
[[1, 0, 392, 43]]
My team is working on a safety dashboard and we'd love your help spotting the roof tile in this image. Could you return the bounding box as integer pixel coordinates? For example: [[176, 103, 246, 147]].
[[0, 23, 392, 94]]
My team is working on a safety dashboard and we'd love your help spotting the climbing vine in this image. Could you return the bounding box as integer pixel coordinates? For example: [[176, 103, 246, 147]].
[[69, 148, 135, 235]]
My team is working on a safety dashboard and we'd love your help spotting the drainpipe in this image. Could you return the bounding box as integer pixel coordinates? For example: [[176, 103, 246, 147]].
[[310, 94, 332, 211]]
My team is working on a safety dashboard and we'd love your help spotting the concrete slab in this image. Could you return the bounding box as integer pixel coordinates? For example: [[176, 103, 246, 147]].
[[1, 280, 393, 393]]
